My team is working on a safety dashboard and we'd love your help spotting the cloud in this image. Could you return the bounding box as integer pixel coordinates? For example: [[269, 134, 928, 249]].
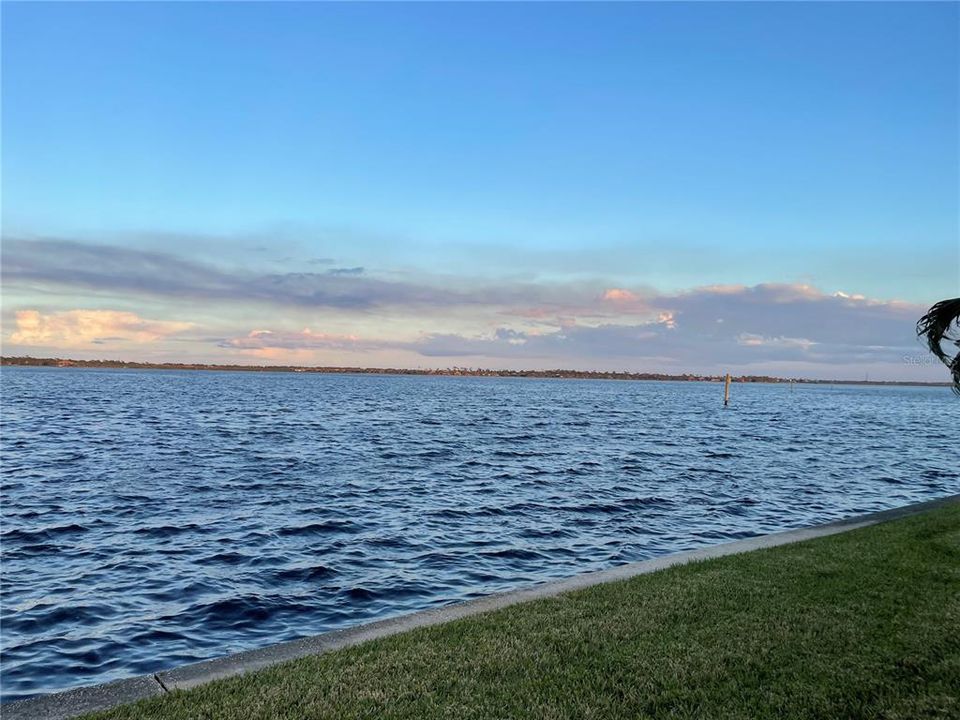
[[657, 311, 676, 329], [736, 333, 817, 350], [664, 283, 920, 349], [207, 281, 927, 371], [220, 328, 369, 351], [2, 237, 938, 378], [2, 238, 465, 310], [9, 310, 192, 347], [602, 288, 640, 303], [1, 237, 640, 317], [5, 238, 614, 314]]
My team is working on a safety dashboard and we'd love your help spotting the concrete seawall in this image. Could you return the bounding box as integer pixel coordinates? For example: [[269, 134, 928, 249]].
[[7, 494, 958, 720]]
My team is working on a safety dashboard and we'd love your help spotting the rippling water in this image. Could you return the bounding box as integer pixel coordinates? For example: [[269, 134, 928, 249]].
[[1, 367, 957, 701]]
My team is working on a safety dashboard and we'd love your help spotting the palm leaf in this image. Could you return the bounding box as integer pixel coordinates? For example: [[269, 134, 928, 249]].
[[917, 298, 960, 395]]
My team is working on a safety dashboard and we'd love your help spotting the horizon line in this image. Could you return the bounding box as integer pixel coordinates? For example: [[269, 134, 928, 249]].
[[1, 356, 951, 389]]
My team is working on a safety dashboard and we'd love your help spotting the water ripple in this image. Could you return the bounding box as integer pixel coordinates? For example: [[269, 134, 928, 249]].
[[1, 368, 957, 701]]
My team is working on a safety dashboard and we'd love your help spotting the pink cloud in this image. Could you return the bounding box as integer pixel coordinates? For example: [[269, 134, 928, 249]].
[[657, 311, 676, 329], [9, 310, 192, 347], [602, 288, 640, 302]]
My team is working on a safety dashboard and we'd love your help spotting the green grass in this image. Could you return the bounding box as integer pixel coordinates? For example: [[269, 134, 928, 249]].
[[89, 503, 960, 720]]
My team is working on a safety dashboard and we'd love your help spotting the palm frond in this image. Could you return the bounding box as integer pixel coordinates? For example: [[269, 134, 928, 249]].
[[917, 298, 960, 395]]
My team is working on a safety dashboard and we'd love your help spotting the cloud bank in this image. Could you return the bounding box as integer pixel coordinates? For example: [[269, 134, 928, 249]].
[[1, 237, 940, 379], [213, 283, 924, 371]]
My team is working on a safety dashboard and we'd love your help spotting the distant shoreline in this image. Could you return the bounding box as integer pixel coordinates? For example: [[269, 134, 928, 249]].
[[1, 356, 949, 388]]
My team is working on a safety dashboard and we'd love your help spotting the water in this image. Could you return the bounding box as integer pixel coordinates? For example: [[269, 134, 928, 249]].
[[1, 367, 957, 701]]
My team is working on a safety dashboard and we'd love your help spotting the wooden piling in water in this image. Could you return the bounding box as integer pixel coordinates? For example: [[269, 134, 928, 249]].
[[724, 373, 731, 406]]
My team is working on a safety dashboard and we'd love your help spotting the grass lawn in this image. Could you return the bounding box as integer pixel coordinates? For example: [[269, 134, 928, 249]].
[[88, 502, 960, 720]]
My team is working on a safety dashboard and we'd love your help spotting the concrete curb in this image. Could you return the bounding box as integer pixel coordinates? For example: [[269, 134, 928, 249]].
[[7, 493, 958, 720], [2, 675, 163, 720]]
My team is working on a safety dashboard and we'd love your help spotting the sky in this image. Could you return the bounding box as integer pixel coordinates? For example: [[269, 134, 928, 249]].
[[2, 2, 958, 380]]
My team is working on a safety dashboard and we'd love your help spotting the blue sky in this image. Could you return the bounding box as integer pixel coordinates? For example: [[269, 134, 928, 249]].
[[2, 2, 957, 379]]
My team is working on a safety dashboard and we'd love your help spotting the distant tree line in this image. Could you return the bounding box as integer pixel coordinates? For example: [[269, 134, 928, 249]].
[[1, 356, 949, 387]]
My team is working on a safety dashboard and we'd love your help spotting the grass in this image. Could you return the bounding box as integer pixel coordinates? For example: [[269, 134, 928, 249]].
[[88, 503, 960, 720]]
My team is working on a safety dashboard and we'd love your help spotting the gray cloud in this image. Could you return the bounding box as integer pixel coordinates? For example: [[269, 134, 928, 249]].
[[3, 238, 236, 297], [665, 284, 920, 348], [2, 238, 468, 310], [214, 282, 927, 373], [2, 238, 601, 312]]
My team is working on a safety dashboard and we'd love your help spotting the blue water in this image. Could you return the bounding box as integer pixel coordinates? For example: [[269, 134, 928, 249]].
[[1, 367, 957, 701]]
